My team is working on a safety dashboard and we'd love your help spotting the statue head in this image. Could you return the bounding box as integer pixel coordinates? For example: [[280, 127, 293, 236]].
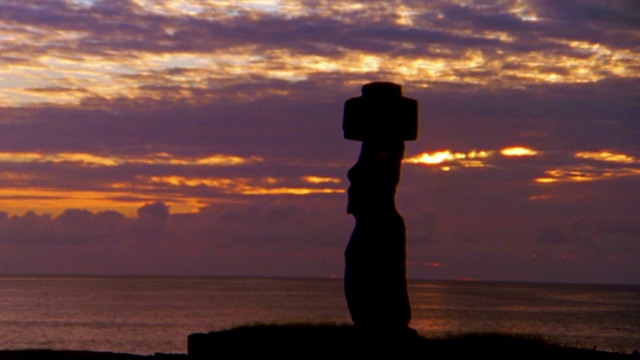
[[343, 82, 418, 142]]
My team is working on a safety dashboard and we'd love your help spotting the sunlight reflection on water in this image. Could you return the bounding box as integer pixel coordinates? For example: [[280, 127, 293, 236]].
[[0, 276, 637, 355]]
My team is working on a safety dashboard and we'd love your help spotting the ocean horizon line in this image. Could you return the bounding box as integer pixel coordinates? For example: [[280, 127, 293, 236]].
[[2, 273, 638, 288]]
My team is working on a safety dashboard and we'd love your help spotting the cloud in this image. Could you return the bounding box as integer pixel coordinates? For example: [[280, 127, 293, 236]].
[[0, 151, 263, 167], [0, 0, 638, 283], [0, 198, 349, 247], [568, 218, 640, 253], [0, 208, 130, 245], [537, 226, 569, 245], [1, 0, 638, 107], [137, 201, 169, 219]]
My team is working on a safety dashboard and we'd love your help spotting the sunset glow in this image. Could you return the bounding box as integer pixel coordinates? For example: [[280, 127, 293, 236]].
[[535, 166, 640, 184], [303, 176, 342, 184], [500, 147, 539, 157], [575, 151, 637, 164], [145, 175, 343, 196], [404, 149, 492, 169], [0, 0, 638, 284], [0, 188, 161, 216], [1, 1, 639, 107], [0, 151, 262, 167], [405, 151, 459, 165]]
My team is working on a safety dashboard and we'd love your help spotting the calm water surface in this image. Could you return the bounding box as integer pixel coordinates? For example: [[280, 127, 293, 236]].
[[0, 276, 638, 355]]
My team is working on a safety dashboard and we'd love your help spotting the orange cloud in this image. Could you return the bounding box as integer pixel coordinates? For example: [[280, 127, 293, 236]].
[[535, 166, 640, 184], [302, 176, 341, 184], [0, 152, 120, 166], [0, 188, 158, 217], [0, 152, 43, 163], [145, 175, 344, 196], [500, 146, 539, 157], [0, 151, 261, 167], [535, 149, 640, 184], [404, 149, 491, 170], [575, 150, 637, 164], [405, 150, 458, 165], [239, 188, 344, 195]]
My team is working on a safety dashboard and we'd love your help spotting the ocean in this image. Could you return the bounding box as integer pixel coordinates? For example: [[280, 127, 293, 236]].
[[0, 276, 638, 355]]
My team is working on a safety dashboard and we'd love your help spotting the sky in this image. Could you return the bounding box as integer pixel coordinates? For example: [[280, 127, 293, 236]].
[[0, 0, 638, 285]]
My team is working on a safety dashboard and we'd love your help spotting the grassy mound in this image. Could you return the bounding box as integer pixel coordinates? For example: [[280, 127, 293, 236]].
[[1, 323, 636, 359], [189, 323, 637, 359]]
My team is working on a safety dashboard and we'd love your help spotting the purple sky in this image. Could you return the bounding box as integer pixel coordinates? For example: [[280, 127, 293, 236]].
[[0, 0, 638, 284]]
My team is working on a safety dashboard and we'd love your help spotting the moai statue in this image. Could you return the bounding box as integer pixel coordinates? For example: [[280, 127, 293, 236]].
[[342, 82, 418, 335]]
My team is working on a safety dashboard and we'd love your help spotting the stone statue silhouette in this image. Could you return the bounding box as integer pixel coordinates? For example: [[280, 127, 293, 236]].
[[342, 82, 418, 336]]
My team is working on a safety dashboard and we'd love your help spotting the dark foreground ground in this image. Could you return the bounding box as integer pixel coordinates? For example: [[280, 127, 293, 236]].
[[2, 323, 638, 359]]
